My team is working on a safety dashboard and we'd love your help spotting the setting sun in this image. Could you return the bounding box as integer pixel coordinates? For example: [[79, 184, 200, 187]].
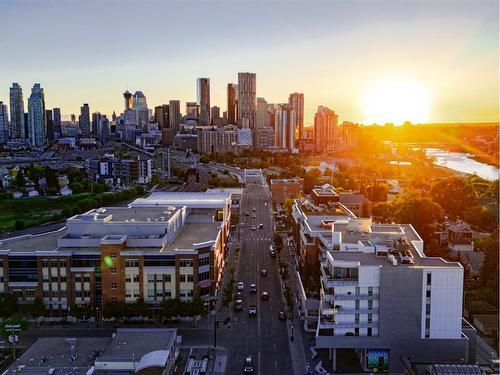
[[362, 79, 431, 125]]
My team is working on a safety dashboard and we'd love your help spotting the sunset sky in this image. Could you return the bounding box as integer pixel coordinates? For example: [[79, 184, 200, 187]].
[[0, 0, 498, 125]]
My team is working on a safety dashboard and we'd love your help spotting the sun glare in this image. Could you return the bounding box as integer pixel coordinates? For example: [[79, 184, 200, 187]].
[[362, 80, 431, 125]]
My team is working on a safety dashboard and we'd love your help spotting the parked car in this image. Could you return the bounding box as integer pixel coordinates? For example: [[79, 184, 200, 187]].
[[270, 250, 276, 258], [237, 282, 245, 291], [249, 305, 257, 317], [243, 356, 254, 373], [252, 214, 256, 219], [399, 250, 414, 264], [258, 223, 263, 229], [252, 207, 256, 212], [249, 283, 257, 293]]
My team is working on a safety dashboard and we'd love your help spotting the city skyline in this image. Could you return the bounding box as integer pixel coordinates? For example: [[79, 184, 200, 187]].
[[0, 0, 498, 125]]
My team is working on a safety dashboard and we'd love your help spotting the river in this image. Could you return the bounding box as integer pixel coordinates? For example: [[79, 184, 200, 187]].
[[424, 148, 499, 181]]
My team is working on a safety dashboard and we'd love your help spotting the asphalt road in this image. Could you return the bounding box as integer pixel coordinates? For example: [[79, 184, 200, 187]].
[[218, 176, 293, 375]]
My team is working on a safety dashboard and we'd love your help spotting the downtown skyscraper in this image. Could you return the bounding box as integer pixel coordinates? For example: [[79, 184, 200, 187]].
[[227, 83, 238, 125], [80, 103, 91, 136], [0, 101, 9, 144], [289, 92, 304, 140], [237, 72, 256, 128], [197, 78, 210, 125], [27, 83, 47, 147], [9, 83, 25, 140], [314, 105, 338, 153]]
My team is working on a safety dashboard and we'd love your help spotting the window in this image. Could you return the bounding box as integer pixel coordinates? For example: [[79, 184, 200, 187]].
[[111, 283, 117, 289], [180, 275, 187, 282], [186, 289, 193, 297], [43, 275, 49, 282], [355, 314, 360, 323], [367, 327, 372, 336], [43, 291, 50, 297], [51, 260, 58, 268], [75, 291, 82, 298], [199, 258, 210, 267], [426, 273, 432, 286], [163, 274, 171, 283], [368, 287, 373, 296], [164, 291, 172, 298], [425, 317, 430, 330], [51, 277, 58, 282], [60, 259, 66, 268], [354, 328, 359, 336], [368, 300, 373, 309], [125, 259, 139, 268], [425, 304, 431, 315], [83, 291, 90, 297], [42, 259, 49, 268], [148, 289, 154, 298], [83, 275, 90, 283], [110, 267, 117, 274], [426, 290, 431, 298], [199, 271, 210, 281], [147, 274, 155, 282], [60, 277, 66, 283], [180, 260, 193, 268], [111, 297, 117, 302], [125, 275, 132, 283], [110, 252, 117, 259], [187, 275, 194, 282], [368, 313, 372, 323], [75, 275, 81, 282]]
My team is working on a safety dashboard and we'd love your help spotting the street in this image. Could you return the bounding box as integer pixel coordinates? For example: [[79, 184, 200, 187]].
[[217, 175, 293, 375]]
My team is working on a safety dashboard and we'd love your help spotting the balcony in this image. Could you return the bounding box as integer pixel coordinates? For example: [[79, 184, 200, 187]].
[[320, 266, 359, 287], [321, 300, 378, 315], [327, 293, 378, 301], [318, 320, 372, 329]]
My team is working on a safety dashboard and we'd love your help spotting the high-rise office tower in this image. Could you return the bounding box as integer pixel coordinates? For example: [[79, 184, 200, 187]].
[[227, 83, 238, 125], [132, 91, 149, 126], [53, 108, 62, 138], [314, 106, 338, 153], [197, 78, 210, 125], [80, 103, 91, 136], [274, 103, 295, 151], [168, 100, 181, 135], [256, 97, 270, 129], [92, 112, 102, 137], [289, 92, 304, 140], [0, 102, 9, 144], [123, 90, 132, 111], [154, 105, 169, 129], [27, 83, 47, 147], [186, 102, 199, 120], [210, 106, 220, 122], [99, 115, 110, 145], [237, 73, 256, 128], [46, 109, 55, 143], [9, 83, 25, 140]]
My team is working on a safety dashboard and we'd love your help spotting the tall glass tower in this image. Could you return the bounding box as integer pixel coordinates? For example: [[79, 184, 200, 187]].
[[28, 83, 47, 147], [9, 83, 25, 140]]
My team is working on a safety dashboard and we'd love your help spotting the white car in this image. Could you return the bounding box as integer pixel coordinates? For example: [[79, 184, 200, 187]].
[[237, 281, 245, 291]]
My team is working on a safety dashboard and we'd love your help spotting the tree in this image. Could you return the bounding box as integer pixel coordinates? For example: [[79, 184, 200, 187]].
[[103, 301, 126, 318], [392, 195, 445, 242], [0, 294, 18, 318], [303, 169, 321, 193], [14, 172, 26, 188], [283, 198, 294, 217], [463, 205, 497, 231], [431, 177, 476, 218], [15, 220, 25, 230], [160, 298, 182, 320], [372, 202, 393, 223]]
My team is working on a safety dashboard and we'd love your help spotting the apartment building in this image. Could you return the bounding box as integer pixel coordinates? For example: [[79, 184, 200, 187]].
[[270, 177, 304, 204], [291, 186, 475, 373], [0, 192, 232, 313], [86, 154, 152, 185]]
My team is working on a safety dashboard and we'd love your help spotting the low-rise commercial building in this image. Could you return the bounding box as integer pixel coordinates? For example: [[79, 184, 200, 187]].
[[86, 155, 152, 185], [0, 191, 232, 313]]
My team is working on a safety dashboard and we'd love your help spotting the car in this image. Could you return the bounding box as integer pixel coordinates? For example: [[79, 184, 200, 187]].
[[252, 214, 256, 219], [258, 223, 263, 229], [251, 226, 256, 231], [252, 207, 256, 212], [235, 292, 243, 304], [270, 250, 276, 258], [260, 269, 267, 276], [278, 311, 287, 320], [243, 356, 254, 373], [237, 282, 245, 291], [261, 291, 269, 300], [234, 303, 243, 312], [248, 305, 257, 316], [249, 283, 257, 293], [245, 212, 250, 216]]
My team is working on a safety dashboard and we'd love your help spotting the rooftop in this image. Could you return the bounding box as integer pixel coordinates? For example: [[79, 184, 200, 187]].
[[163, 222, 220, 251], [270, 177, 303, 184], [4, 337, 112, 375], [70, 206, 178, 223], [0, 228, 65, 254], [131, 191, 230, 209]]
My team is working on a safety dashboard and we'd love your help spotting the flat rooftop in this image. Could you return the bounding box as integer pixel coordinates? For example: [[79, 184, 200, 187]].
[[131, 191, 230, 209], [71, 206, 178, 223], [0, 228, 65, 253], [4, 337, 112, 375], [270, 178, 303, 184], [163, 222, 220, 251], [98, 328, 175, 362]]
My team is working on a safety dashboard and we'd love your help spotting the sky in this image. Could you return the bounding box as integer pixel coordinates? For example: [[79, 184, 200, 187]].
[[0, 0, 498, 125]]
